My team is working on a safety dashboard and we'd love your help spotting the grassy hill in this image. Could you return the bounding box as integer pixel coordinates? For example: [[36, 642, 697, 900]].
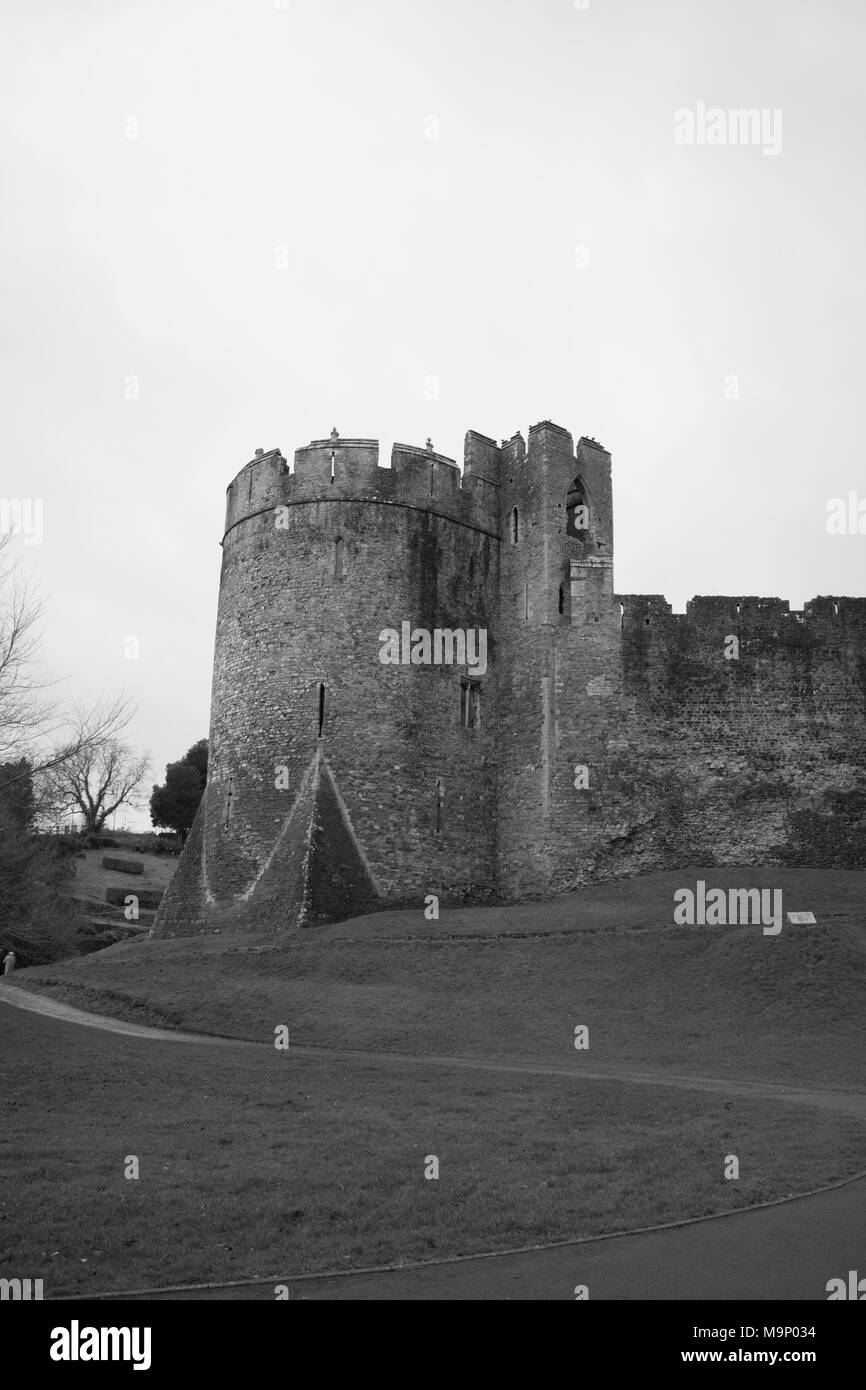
[[71, 844, 177, 903], [61, 833, 179, 954], [13, 865, 866, 1088], [4, 864, 865, 1295], [3, 1002, 864, 1298]]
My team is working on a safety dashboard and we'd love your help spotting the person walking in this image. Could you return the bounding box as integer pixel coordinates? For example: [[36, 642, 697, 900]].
[[2, 949, 16, 975]]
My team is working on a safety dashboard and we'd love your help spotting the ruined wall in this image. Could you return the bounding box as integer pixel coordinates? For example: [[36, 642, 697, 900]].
[[545, 594, 866, 892], [154, 417, 866, 939]]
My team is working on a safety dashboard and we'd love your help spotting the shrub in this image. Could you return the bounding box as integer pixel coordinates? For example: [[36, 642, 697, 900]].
[[101, 856, 145, 875], [105, 887, 163, 909]]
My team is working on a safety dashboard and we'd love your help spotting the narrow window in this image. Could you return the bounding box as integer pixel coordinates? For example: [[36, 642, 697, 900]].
[[330, 449, 336, 483], [460, 679, 481, 730], [334, 537, 345, 579], [566, 477, 589, 537], [225, 776, 234, 830], [558, 584, 565, 615], [471, 683, 481, 730], [511, 506, 519, 543], [435, 778, 444, 833], [318, 683, 326, 738]]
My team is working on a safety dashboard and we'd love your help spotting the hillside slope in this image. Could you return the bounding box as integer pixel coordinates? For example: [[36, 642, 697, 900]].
[[11, 866, 865, 1088]]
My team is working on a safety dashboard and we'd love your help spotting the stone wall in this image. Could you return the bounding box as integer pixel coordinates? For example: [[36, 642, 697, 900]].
[[153, 420, 866, 938], [494, 423, 615, 899], [544, 594, 866, 893], [156, 435, 500, 937]]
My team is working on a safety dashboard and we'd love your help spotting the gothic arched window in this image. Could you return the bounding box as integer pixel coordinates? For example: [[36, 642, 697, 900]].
[[566, 477, 589, 538]]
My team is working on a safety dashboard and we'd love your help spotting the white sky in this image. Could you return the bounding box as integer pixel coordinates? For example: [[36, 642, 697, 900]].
[[2, 0, 864, 827]]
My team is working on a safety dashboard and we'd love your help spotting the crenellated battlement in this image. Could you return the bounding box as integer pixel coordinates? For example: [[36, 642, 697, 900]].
[[615, 593, 866, 644], [155, 412, 866, 942], [222, 437, 866, 646], [223, 430, 507, 540]]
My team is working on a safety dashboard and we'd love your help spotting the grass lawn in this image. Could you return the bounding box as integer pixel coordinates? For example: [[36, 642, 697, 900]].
[[13, 867, 866, 1089], [2, 1005, 863, 1298], [70, 847, 177, 904]]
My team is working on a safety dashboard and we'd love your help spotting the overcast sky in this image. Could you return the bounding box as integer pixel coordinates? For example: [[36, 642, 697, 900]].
[[2, 0, 864, 828]]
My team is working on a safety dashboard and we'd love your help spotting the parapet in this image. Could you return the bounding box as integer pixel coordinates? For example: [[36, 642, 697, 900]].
[[463, 430, 501, 484], [685, 595, 866, 632], [292, 438, 381, 496], [577, 436, 609, 455], [613, 593, 866, 648], [686, 596, 790, 626], [223, 430, 504, 541], [517, 423, 611, 483], [803, 596, 866, 629], [500, 432, 526, 468], [390, 442, 462, 504], [225, 448, 288, 531], [529, 420, 573, 444], [617, 595, 674, 628]]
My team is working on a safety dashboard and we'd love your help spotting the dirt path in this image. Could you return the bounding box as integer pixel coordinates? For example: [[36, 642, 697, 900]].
[[0, 983, 257, 1046], [2, 981, 865, 1118]]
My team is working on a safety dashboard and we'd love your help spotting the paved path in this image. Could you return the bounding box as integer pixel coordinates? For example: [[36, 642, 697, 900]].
[[3, 982, 865, 1300], [118, 1175, 866, 1300]]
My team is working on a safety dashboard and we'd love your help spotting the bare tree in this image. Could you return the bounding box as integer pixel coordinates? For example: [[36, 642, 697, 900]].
[[0, 538, 138, 788], [44, 739, 151, 832], [0, 536, 47, 764], [0, 541, 149, 963]]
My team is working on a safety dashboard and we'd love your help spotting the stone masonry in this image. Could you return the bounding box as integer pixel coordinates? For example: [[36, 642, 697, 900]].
[[153, 421, 866, 936]]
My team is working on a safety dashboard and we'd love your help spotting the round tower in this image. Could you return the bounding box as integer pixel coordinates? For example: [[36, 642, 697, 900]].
[[155, 432, 501, 935]]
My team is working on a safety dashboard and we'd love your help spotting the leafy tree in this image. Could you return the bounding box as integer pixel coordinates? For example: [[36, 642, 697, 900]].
[[150, 739, 208, 842], [182, 739, 208, 787], [0, 760, 79, 964], [0, 758, 34, 831]]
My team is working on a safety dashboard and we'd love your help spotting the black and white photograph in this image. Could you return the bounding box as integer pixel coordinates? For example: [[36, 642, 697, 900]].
[[1, 0, 864, 1354]]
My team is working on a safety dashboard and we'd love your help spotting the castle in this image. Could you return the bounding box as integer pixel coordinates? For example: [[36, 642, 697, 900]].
[[154, 420, 866, 937]]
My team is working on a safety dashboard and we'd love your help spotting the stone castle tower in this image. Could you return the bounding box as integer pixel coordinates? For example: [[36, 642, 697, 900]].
[[154, 421, 866, 937]]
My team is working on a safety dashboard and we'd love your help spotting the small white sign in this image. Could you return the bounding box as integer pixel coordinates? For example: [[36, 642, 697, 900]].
[[787, 911, 817, 925]]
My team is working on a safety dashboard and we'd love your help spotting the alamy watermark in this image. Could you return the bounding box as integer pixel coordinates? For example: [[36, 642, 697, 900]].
[[0, 498, 43, 546], [0, 1277, 43, 1300], [826, 1270, 865, 1299], [826, 492, 866, 535], [378, 623, 487, 676], [674, 881, 783, 935], [50, 1322, 151, 1370], [674, 102, 782, 157]]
